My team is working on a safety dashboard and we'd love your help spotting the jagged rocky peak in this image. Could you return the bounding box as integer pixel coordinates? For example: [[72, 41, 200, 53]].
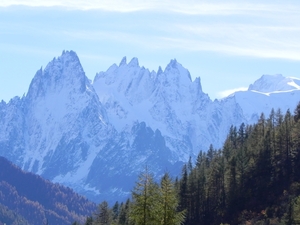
[[119, 56, 127, 66], [192, 77, 203, 93], [128, 57, 139, 67], [93, 56, 205, 102], [44, 50, 88, 89], [96, 56, 195, 86], [163, 59, 192, 84], [118, 56, 139, 68], [94, 56, 142, 83], [166, 58, 178, 68], [26, 50, 89, 100], [157, 66, 163, 75], [248, 74, 300, 93]]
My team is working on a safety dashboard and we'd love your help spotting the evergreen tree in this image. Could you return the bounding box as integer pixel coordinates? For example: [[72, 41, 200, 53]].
[[294, 101, 300, 122], [195, 151, 207, 224], [178, 164, 188, 213], [159, 173, 185, 225], [72, 221, 81, 225], [259, 112, 266, 135], [118, 199, 130, 225], [130, 168, 160, 225], [206, 144, 215, 168], [112, 201, 119, 221], [85, 216, 93, 225], [94, 201, 112, 225], [292, 196, 300, 224], [227, 156, 237, 216]]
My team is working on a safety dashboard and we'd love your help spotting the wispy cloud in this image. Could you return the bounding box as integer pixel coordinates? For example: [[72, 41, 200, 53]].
[[217, 87, 248, 98], [1, 0, 300, 61], [1, 0, 300, 15], [32, 20, 300, 61], [159, 22, 300, 60]]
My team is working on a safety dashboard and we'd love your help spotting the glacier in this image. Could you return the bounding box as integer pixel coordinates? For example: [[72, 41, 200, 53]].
[[0, 50, 299, 203]]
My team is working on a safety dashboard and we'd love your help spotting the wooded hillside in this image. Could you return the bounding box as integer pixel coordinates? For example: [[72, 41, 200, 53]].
[[84, 102, 300, 225], [0, 156, 97, 225]]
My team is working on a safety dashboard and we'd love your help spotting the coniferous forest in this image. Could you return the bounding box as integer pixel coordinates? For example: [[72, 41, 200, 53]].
[[79, 102, 300, 225]]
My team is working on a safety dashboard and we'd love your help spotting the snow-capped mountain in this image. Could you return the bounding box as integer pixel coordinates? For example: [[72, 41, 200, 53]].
[[0, 51, 299, 203], [225, 74, 300, 124], [248, 74, 300, 93], [92, 57, 246, 160]]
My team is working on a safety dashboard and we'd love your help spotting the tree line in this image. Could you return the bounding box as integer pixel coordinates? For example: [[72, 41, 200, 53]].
[[75, 168, 185, 225], [78, 102, 300, 225]]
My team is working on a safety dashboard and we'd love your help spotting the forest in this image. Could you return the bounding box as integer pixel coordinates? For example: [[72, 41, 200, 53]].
[[0, 156, 97, 225], [78, 102, 300, 225]]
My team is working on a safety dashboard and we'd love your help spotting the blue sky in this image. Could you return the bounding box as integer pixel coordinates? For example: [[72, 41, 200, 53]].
[[1, 0, 300, 102]]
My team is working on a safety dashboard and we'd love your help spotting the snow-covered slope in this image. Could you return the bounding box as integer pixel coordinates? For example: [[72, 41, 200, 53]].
[[0, 51, 299, 203], [224, 74, 300, 124], [248, 74, 300, 93], [92, 57, 247, 160], [0, 51, 117, 201], [93, 57, 212, 160]]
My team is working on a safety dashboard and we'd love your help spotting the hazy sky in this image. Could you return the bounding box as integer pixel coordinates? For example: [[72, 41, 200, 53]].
[[1, 0, 300, 102]]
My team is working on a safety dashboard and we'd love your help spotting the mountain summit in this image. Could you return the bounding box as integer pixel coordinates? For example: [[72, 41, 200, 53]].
[[248, 74, 300, 93], [0, 51, 300, 203]]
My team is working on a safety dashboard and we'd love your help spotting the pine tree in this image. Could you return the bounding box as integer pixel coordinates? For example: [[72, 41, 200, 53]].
[[178, 164, 188, 213], [215, 150, 226, 222], [159, 173, 185, 225], [84, 216, 93, 225], [227, 155, 238, 218], [72, 222, 81, 225], [292, 196, 300, 224], [130, 168, 160, 225], [284, 109, 293, 164], [195, 151, 207, 224], [112, 201, 119, 221], [206, 144, 215, 168], [294, 101, 300, 122], [94, 201, 112, 225], [118, 199, 130, 225]]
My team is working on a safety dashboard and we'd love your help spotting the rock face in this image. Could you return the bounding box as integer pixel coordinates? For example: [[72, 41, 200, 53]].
[[1, 50, 300, 202]]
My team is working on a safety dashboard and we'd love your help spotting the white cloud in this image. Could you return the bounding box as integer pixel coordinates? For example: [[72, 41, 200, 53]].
[[154, 16, 300, 60], [41, 21, 300, 61], [1, 1, 300, 61], [1, 0, 299, 15], [217, 87, 248, 99]]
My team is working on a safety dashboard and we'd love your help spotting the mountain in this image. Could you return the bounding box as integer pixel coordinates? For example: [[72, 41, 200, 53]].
[[0, 50, 299, 203], [0, 156, 96, 225], [248, 74, 300, 92], [224, 74, 300, 124], [92, 57, 245, 158]]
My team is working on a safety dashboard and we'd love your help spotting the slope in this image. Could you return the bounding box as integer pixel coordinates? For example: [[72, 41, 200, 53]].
[[223, 74, 300, 124], [0, 156, 97, 225]]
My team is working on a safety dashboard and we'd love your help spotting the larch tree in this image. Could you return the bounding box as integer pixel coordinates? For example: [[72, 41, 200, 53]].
[[159, 173, 185, 225], [130, 168, 160, 225]]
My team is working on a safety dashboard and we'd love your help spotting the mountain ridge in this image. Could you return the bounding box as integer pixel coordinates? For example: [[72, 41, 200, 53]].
[[248, 74, 300, 93], [0, 50, 299, 203]]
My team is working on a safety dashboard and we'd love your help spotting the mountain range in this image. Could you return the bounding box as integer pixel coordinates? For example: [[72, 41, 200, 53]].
[[0, 50, 299, 203]]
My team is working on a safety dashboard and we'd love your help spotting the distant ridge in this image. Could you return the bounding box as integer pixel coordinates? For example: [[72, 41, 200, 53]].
[[248, 74, 300, 93]]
